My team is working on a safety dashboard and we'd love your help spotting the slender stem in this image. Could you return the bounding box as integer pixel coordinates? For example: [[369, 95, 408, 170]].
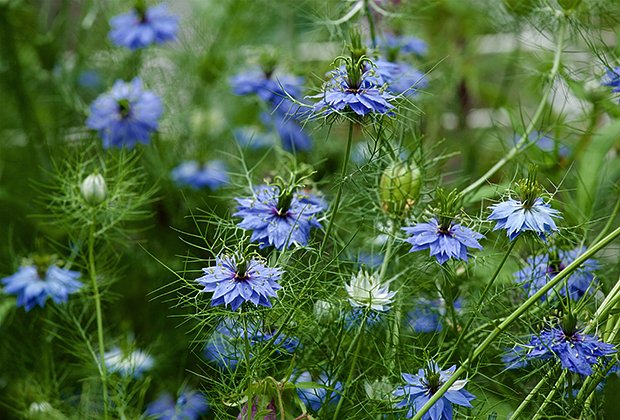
[[531, 371, 567, 420], [444, 240, 517, 363], [364, 0, 377, 49], [411, 224, 620, 420], [510, 366, 557, 419], [89, 217, 108, 419], [333, 314, 366, 420], [320, 121, 355, 255], [592, 195, 620, 245], [461, 21, 567, 197]]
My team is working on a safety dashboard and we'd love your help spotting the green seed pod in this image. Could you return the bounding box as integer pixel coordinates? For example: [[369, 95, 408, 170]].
[[80, 173, 107, 206], [379, 160, 422, 217]]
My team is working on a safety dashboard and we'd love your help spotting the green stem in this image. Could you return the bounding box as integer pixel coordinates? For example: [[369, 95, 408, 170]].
[[319, 121, 355, 255], [444, 240, 517, 363], [461, 20, 567, 197], [510, 366, 557, 419], [592, 195, 620, 245], [89, 217, 108, 419], [364, 0, 377, 49], [332, 314, 366, 420], [531, 371, 567, 420], [411, 224, 620, 420]]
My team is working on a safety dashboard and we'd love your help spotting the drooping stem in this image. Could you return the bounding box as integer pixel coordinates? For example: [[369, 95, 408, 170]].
[[461, 20, 567, 197], [444, 240, 517, 363], [320, 120, 355, 255], [411, 224, 620, 420], [88, 216, 108, 419]]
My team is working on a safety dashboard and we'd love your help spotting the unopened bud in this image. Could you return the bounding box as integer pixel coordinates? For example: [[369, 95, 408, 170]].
[[80, 173, 107, 205], [379, 161, 421, 217]]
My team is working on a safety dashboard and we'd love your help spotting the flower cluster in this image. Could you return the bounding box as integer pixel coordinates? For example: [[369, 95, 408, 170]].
[[393, 361, 475, 420], [234, 185, 325, 250], [109, 4, 178, 50], [514, 247, 599, 300], [86, 78, 163, 149], [402, 218, 483, 265], [2, 264, 82, 311], [196, 255, 282, 311], [203, 318, 298, 369], [171, 160, 229, 190]]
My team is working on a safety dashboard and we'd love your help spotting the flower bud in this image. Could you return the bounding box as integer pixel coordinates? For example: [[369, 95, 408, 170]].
[[379, 160, 421, 217], [80, 173, 107, 205]]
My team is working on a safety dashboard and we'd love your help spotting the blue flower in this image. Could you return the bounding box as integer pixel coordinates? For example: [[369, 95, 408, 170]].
[[230, 69, 304, 110], [295, 371, 342, 413], [406, 298, 463, 334], [374, 59, 427, 97], [109, 4, 178, 50], [379, 34, 428, 57], [2, 264, 82, 311], [104, 347, 154, 378], [86, 78, 163, 149], [311, 66, 395, 117], [171, 160, 229, 190], [393, 361, 475, 420], [402, 218, 484, 265], [261, 113, 313, 152], [488, 197, 561, 240], [234, 185, 325, 250], [196, 255, 282, 311], [527, 327, 615, 376], [501, 346, 528, 370], [515, 247, 598, 301], [601, 66, 620, 93], [145, 390, 209, 420], [203, 318, 298, 369]]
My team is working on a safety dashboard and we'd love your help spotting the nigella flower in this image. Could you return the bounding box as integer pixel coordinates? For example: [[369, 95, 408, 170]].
[[230, 69, 304, 110], [601, 66, 620, 93], [295, 371, 343, 413], [488, 197, 561, 240], [402, 218, 484, 265], [171, 160, 229, 190], [104, 347, 154, 378], [393, 361, 475, 420], [374, 59, 428, 97], [406, 298, 463, 334], [527, 326, 615, 376], [234, 185, 325, 250], [261, 112, 313, 152], [379, 34, 428, 57], [203, 318, 298, 369], [86, 78, 163, 149], [2, 264, 82, 311], [145, 390, 209, 420], [515, 247, 599, 301], [311, 65, 395, 117], [109, 4, 178, 50], [502, 346, 528, 370], [196, 255, 282, 311], [345, 269, 395, 312]]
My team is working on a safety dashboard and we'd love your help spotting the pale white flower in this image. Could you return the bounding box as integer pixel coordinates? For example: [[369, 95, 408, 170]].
[[345, 269, 396, 312], [104, 347, 154, 378]]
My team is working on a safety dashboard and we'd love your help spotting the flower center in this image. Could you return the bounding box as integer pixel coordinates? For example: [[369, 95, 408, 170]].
[[117, 99, 131, 119], [422, 371, 442, 395], [234, 260, 250, 281], [436, 225, 454, 237]]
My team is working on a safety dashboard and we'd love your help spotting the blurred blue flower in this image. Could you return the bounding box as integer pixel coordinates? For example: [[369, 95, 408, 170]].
[[379, 34, 428, 57], [502, 345, 528, 370], [374, 59, 427, 97], [527, 327, 615, 376], [234, 185, 325, 250], [601, 66, 620, 93], [104, 347, 154, 378], [295, 371, 342, 413], [109, 4, 178, 50], [86, 78, 163, 149], [311, 66, 395, 117], [145, 390, 208, 420], [261, 113, 313, 152], [203, 318, 298, 369], [393, 361, 475, 420], [402, 218, 484, 265], [196, 255, 282, 311], [230, 69, 304, 110], [2, 264, 82, 312], [234, 126, 277, 149], [77, 70, 102, 89], [171, 160, 229, 190], [488, 197, 561, 240], [406, 298, 463, 334], [515, 247, 598, 301]]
